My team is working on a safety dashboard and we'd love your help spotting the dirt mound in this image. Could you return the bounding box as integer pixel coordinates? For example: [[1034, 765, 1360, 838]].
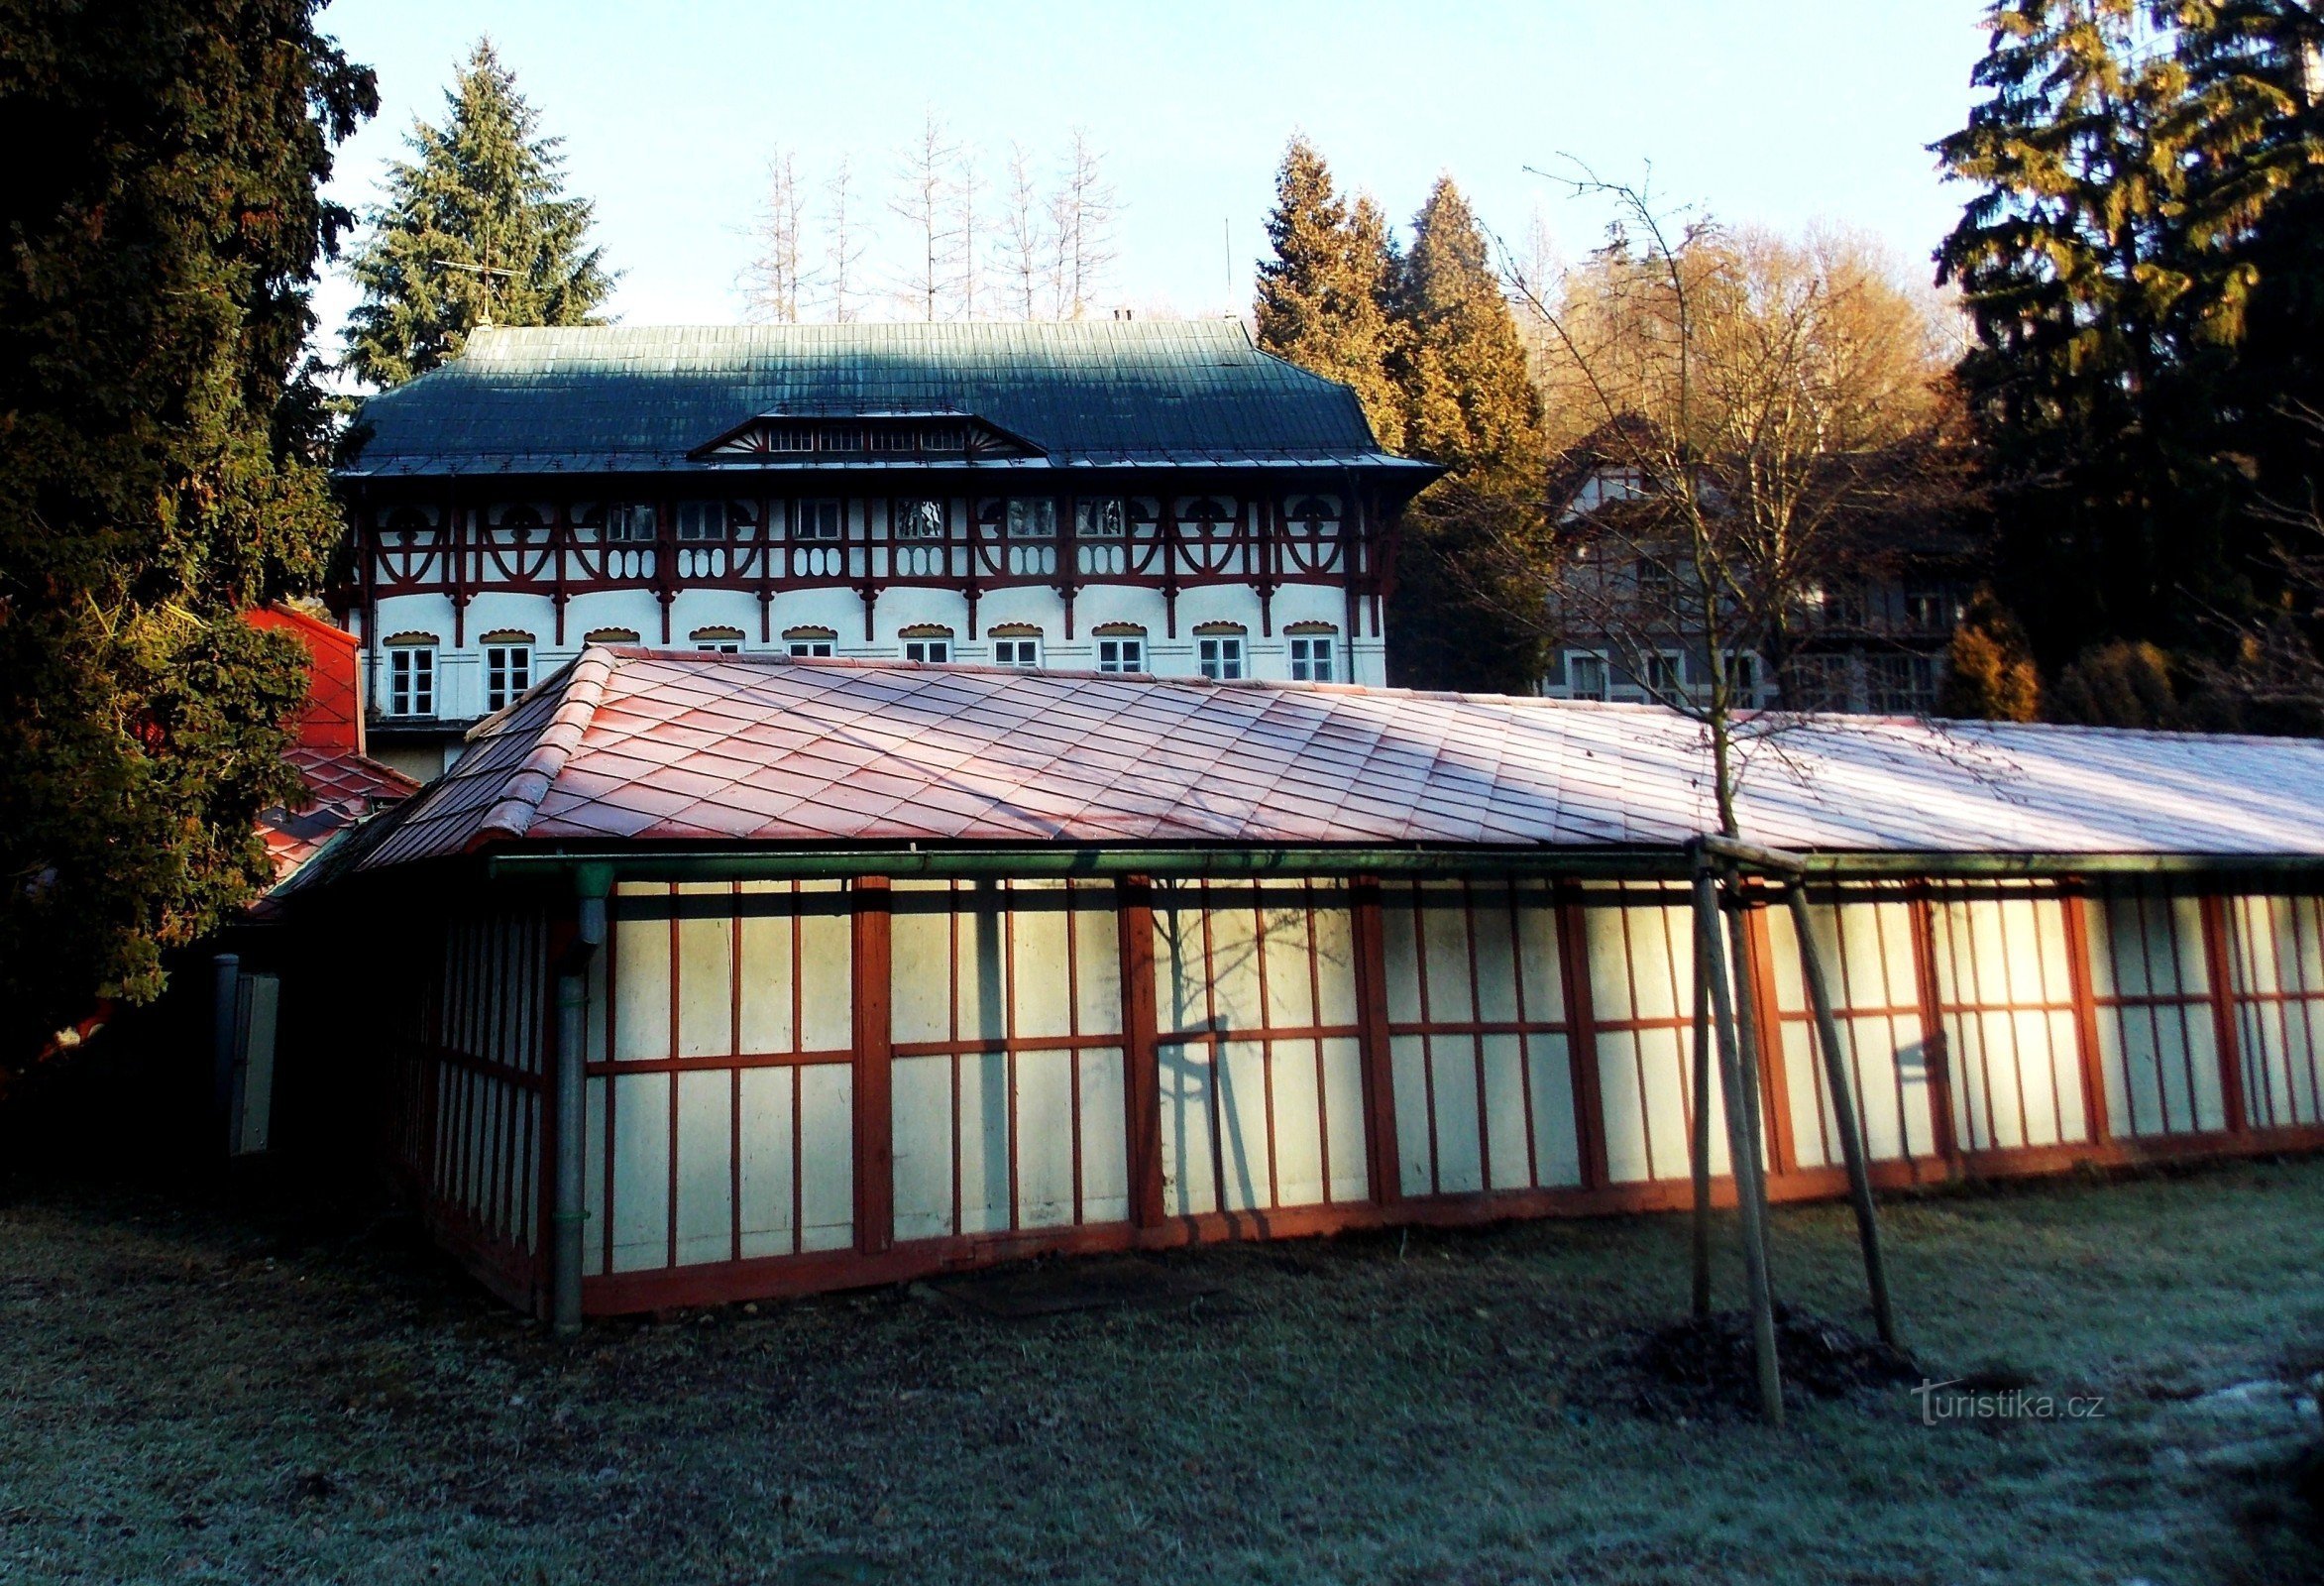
[[1628, 1303, 1924, 1417]]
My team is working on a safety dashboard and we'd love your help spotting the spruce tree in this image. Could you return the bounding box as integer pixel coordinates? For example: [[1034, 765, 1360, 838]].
[[1936, 1, 2259, 668], [0, 0, 376, 1069], [1253, 138, 1404, 450], [1383, 177, 1548, 692], [343, 39, 611, 388], [1392, 178, 1546, 484]]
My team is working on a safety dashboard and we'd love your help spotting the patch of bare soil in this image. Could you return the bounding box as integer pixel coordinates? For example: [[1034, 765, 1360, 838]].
[[1625, 1303, 1925, 1418]]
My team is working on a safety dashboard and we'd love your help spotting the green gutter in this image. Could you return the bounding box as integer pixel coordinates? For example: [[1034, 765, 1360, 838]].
[[478, 843, 2324, 888]]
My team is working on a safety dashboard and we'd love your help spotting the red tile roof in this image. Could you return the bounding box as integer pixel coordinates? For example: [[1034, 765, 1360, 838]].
[[260, 746, 420, 880], [305, 647, 2324, 878]]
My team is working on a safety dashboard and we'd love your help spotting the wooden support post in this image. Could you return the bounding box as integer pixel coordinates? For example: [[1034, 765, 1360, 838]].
[[1908, 887, 1960, 1171], [1117, 876, 1165, 1227], [1689, 899, 1714, 1321], [1696, 867, 1783, 1425], [852, 877, 894, 1255], [1785, 883, 1898, 1348], [1558, 887, 1610, 1190], [1724, 872, 1777, 1286], [1351, 877, 1401, 1205]]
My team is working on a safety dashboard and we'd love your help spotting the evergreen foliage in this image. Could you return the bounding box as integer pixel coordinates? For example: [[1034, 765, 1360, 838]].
[[0, 0, 376, 1070], [1939, 591, 2045, 720], [1936, 1, 2324, 676], [343, 39, 610, 388], [1252, 138, 1404, 451], [1383, 178, 1551, 692]]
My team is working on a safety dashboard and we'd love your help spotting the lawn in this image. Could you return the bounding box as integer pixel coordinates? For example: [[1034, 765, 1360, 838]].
[[2, 1155, 2321, 1584]]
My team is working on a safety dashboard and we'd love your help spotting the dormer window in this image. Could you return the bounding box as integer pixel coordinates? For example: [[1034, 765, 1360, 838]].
[[822, 426, 862, 453], [869, 428, 916, 453], [922, 425, 963, 450], [763, 424, 815, 452]]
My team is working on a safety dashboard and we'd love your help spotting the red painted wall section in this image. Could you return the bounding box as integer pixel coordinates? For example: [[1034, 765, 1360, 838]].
[[246, 604, 363, 755]]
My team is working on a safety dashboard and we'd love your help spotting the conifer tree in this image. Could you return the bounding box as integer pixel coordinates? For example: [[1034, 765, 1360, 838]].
[[1382, 177, 1548, 692], [0, 0, 376, 1069], [1253, 138, 1404, 450], [1392, 178, 1546, 484], [343, 40, 610, 388], [1936, 1, 2258, 667]]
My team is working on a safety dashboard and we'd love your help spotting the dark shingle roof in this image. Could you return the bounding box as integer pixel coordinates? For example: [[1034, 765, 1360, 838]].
[[342, 321, 1431, 478]]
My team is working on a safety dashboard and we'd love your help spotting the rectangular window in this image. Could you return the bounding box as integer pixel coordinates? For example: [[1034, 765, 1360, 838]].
[[387, 646, 436, 718], [799, 501, 843, 541], [1005, 500, 1056, 539], [1642, 653, 1680, 696], [1866, 653, 1942, 714], [1568, 653, 1608, 701], [1635, 556, 1676, 603], [675, 502, 726, 542], [697, 641, 741, 654], [763, 424, 815, 453], [1289, 635, 1335, 682], [787, 639, 834, 658], [1097, 637, 1145, 673], [484, 644, 531, 712], [904, 638, 951, 663], [607, 504, 657, 544], [1197, 636, 1245, 681], [922, 425, 964, 451], [893, 500, 945, 540], [1722, 653, 1757, 701], [869, 427, 916, 452], [1074, 499, 1126, 539], [992, 638, 1042, 668], [821, 427, 862, 453]]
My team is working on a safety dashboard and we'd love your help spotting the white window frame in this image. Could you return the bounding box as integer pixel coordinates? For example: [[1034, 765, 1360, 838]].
[[484, 643, 532, 713], [676, 502, 726, 543], [992, 637, 1043, 668], [1566, 652, 1609, 701], [697, 641, 741, 655], [387, 645, 437, 719], [799, 501, 843, 542], [1096, 637, 1145, 674], [1197, 636, 1245, 681], [894, 500, 946, 541], [1288, 634, 1335, 682], [904, 637, 951, 663], [787, 639, 834, 658], [607, 504, 657, 544]]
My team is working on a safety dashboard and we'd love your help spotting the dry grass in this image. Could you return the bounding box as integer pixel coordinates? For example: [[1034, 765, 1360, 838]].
[[3, 1156, 2322, 1584]]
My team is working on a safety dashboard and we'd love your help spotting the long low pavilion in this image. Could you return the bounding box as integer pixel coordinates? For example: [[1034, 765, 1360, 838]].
[[273, 647, 2324, 1317]]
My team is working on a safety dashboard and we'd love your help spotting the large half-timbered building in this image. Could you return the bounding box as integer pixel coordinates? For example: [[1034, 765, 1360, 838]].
[[334, 320, 1437, 780]]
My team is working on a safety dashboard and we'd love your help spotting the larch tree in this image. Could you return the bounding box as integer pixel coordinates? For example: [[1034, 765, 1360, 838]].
[[1049, 128, 1117, 319], [997, 142, 1051, 319], [822, 157, 867, 324], [1252, 137, 1405, 451], [0, 0, 376, 1071], [740, 147, 810, 323], [1382, 176, 1550, 693], [342, 38, 610, 388], [890, 108, 958, 321]]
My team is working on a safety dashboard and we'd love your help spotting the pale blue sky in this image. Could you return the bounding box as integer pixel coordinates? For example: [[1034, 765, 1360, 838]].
[[309, 0, 1993, 340]]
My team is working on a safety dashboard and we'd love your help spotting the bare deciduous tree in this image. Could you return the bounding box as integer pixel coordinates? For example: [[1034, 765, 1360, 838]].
[[739, 147, 809, 323], [890, 108, 958, 321], [996, 141, 1050, 319], [1048, 127, 1117, 320], [1484, 170, 1961, 836], [821, 157, 866, 324], [952, 141, 984, 320]]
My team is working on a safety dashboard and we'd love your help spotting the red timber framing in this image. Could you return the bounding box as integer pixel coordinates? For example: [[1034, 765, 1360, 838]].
[[384, 871, 2324, 1317], [340, 479, 1397, 640]]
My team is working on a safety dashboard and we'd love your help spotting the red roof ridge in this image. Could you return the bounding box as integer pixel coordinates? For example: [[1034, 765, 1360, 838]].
[[469, 647, 619, 850]]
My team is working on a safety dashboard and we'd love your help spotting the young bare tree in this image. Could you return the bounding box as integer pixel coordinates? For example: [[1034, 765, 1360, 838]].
[[820, 156, 867, 324], [1048, 127, 1118, 319], [996, 141, 1050, 319], [890, 108, 958, 321], [738, 147, 809, 323]]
